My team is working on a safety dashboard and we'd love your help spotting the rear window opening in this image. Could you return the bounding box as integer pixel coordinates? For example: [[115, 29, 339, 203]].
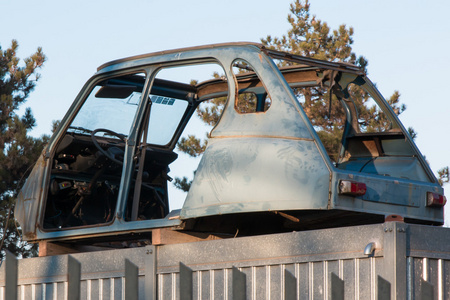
[[285, 68, 431, 182], [233, 59, 271, 114]]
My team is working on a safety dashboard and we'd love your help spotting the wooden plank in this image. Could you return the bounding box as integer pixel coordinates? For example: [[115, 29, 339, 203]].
[[39, 241, 80, 257], [39, 241, 112, 256], [152, 228, 225, 245]]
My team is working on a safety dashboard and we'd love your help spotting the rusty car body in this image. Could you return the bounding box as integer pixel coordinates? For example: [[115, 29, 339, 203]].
[[14, 43, 445, 243]]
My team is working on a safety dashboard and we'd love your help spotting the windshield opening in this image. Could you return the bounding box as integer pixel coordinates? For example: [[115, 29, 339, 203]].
[[69, 73, 145, 138]]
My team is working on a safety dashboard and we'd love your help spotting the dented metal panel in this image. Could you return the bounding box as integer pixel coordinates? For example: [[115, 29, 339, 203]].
[[182, 137, 330, 218], [15, 155, 47, 239]]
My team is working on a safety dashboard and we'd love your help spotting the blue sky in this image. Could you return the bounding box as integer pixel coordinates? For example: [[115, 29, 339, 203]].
[[2, 0, 450, 224]]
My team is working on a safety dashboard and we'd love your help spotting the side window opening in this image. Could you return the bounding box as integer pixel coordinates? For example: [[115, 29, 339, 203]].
[[295, 85, 346, 163], [232, 60, 271, 114], [125, 62, 228, 216]]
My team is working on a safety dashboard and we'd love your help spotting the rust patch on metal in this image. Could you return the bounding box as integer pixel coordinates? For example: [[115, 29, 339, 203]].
[[385, 215, 404, 222]]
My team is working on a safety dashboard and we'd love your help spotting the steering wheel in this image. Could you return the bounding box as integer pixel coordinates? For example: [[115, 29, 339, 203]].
[[91, 128, 126, 165]]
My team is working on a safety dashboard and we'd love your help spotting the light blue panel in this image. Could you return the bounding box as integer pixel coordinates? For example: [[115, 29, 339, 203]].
[[331, 171, 445, 223], [181, 137, 330, 218], [210, 46, 314, 140]]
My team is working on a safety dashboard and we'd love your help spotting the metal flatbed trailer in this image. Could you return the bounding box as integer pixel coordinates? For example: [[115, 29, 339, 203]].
[[2, 221, 449, 299]]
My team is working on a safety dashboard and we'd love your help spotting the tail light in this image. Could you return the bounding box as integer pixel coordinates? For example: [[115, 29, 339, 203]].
[[426, 192, 447, 207], [339, 180, 367, 196]]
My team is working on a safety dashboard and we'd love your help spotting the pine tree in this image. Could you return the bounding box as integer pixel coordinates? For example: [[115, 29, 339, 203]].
[[0, 40, 47, 260], [438, 167, 449, 186]]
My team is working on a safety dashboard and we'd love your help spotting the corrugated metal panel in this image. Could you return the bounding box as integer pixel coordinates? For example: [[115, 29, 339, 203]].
[[156, 258, 382, 300], [1, 224, 450, 299], [154, 224, 388, 299], [155, 258, 450, 300], [408, 257, 450, 300], [407, 223, 450, 300], [12, 277, 142, 300], [0, 247, 152, 300]]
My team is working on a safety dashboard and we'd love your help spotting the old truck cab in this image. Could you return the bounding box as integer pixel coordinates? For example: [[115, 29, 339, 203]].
[[15, 43, 445, 244]]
